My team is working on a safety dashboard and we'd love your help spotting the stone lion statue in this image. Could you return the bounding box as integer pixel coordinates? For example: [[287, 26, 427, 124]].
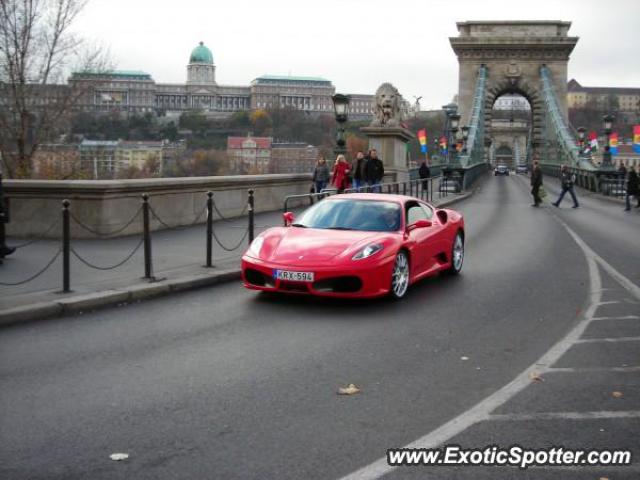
[[371, 82, 403, 127]]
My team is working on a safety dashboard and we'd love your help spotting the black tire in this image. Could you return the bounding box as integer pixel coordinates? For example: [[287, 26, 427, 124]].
[[446, 231, 464, 275], [389, 251, 410, 299]]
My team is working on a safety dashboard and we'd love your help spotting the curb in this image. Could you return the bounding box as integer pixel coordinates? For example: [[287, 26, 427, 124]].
[[0, 268, 241, 328]]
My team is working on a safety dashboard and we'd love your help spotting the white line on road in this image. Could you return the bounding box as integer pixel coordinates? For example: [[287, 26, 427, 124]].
[[547, 366, 640, 373], [592, 315, 640, 321], [575, 336, 640, 343], [338, 206, 640, 480], [489, 410, 640, 421]]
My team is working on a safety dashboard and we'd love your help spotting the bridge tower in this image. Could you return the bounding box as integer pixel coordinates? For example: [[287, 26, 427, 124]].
[[450, 21, 578, 162]]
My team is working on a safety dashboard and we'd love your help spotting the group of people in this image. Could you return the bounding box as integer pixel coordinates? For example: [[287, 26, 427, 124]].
[[529, 159, 640, 211], [312, 149, 385, 194]]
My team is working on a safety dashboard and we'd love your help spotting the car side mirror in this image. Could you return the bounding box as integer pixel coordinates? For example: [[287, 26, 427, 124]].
[[407, 219, 432, 231], [283, 211, 294, 226]]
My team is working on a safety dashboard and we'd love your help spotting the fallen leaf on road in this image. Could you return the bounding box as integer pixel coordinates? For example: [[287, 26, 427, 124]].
[[529, 371, 544, 383], [110, 453, 129, 461], [612, 391, 623, 398], [599, 477, 609, 480], [460, 356, 469, 361], [338, 384, 361, 395]]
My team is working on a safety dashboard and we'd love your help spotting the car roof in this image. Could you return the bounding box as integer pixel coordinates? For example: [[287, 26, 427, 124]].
[[326, 193, 419, 204]]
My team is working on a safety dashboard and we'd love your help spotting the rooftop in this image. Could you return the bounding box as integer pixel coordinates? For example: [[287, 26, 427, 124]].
[[253, 74, 331, 84], [568, 79, 640, 95]]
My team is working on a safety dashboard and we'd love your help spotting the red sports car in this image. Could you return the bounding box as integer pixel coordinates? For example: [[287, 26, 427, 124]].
[[241, 193, 465, 299]]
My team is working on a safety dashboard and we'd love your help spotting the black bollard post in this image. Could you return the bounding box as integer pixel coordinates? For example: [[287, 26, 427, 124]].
[[206, 191, 213, 267], [248, 189, 255, 244], [62, 199, 71, 293], [142, 194, 154, 279], [0, 172, 15, 259], [402, 182, 406, 196]]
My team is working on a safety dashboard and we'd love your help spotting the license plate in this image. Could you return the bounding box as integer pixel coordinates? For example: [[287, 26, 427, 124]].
[[273, 270, 314, 282]]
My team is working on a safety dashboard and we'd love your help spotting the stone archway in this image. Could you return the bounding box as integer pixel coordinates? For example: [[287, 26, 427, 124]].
[[495, 144, 513, 167], [450, 21, 578, 160]]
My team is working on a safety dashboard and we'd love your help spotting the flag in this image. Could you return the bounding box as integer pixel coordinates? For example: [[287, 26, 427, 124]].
[[634, 125, 640, 154], [609, 132, 618, 155], [586, 131, 598, 153], [439, 136, 448, 153], [417, 129, 427, 153]]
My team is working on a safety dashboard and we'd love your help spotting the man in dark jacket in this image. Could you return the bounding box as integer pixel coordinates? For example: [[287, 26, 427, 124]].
[[419, 161, 431, 194], [352, 151, 366, 191], [530, 160, 543, 207], [552, 164, 579, 209], [625, 166, 639, 211], [365, 149, 384, 193]]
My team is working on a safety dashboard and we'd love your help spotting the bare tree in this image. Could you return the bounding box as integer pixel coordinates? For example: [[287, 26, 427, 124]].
[[0, 0, 108, 177]]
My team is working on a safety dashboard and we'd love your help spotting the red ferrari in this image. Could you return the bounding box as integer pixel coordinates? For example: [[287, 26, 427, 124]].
[[241, 193, 465, 299]]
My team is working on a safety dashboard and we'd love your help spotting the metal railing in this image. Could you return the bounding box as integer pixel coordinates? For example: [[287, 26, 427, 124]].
[[283, 176, 450, 223], [541, 164, 627, 198], [0, 190, 255, 291]]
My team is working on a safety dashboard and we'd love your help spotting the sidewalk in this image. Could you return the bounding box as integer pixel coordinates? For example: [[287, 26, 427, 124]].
[[0, 193, 470, 325]]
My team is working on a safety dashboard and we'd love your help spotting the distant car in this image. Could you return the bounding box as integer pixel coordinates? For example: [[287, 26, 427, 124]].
[[516, 165, 528, 175], [241, 194, 465, 300], [494, 164, 509, 176]]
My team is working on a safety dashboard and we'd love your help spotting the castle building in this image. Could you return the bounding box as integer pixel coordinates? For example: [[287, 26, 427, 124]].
[[69, 42, 374, 118]]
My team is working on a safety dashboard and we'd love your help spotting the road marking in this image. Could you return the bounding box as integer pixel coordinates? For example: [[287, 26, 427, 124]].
[[592, 315, 639, 321], [339, 206, 640, 480], [575, 336, 640, 343], [489, 411, 640, 421], [547, 366, 640, 373]]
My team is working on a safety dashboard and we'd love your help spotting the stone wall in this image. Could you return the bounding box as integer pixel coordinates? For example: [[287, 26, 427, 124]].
[[4, 174, 313, 238]]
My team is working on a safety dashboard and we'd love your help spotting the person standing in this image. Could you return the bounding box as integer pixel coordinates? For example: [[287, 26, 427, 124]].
[[552, 165, 579, 208], [331, 154, 351, 193], [530, 160, 543, 207], [624, 165, 639, 211], [419, 160, 431, 196], [365, 149, 384, 193], [312, 156, 330, 194], [352, 151, 366, 191]]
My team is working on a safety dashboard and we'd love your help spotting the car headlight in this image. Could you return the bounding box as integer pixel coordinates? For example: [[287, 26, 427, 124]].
[[247, 236, 264, 257], [352, 243, 384, 260]]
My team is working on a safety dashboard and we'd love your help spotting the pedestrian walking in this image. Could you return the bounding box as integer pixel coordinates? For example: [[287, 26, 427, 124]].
[[312, 156, 330, 194], [419, 160, 431, 195], [552, 165, 579, 209], [530, 160, 543, 207], [352, 151, 366, 191], [331, 154, 351, 193], [365, 149, 384, 193], [624, 165, 639, 211]]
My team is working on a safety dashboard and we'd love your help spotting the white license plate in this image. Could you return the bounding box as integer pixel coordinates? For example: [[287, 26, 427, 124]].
[[274, 270, 314, 282]]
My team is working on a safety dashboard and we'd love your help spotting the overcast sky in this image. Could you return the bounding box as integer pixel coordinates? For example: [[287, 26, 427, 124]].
[[71, 0, 640, 110]]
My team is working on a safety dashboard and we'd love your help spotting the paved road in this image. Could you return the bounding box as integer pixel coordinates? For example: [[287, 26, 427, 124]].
[[1, 174, 638, 479]]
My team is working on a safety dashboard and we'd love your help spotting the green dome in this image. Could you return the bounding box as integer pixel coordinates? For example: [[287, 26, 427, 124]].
[[189, 42, 213, 64]]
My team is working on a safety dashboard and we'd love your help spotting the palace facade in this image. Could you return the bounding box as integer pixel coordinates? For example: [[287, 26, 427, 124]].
[[69, 42, 374, 119]]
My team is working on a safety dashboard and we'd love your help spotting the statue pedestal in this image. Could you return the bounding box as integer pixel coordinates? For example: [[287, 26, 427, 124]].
[[361, 126, 415, 183]]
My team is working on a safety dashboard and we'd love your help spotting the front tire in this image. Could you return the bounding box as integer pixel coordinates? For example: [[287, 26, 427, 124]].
[[390, 251, 410, 299], [447, 232, 464, 275]]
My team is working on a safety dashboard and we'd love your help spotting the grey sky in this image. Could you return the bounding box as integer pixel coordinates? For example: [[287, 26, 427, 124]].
[[72, 0, 640, 110]]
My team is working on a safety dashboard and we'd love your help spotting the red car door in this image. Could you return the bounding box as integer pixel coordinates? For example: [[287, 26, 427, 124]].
[[405, 201, 443, 276]]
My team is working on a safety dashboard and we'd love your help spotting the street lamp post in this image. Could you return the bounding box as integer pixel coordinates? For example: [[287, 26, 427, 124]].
[[461, 126, 470, 155], [448, 113, 460, 166], [577, 126, 586, 155], [601, 114, 614, 169], [332, 94, 350, 158]]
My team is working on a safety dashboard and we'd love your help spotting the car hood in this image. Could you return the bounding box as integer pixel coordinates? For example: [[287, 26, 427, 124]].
[[257, 227, 393, 265]]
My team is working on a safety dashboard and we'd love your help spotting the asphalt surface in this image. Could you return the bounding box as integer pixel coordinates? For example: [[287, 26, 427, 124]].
[[1, 173, 638, 480]]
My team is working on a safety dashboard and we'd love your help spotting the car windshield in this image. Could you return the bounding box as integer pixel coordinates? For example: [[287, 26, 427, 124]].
[[294, 199, 401, 232]]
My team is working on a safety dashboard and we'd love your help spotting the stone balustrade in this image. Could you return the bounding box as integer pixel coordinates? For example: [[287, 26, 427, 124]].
[[4, 174, 313, 238]]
